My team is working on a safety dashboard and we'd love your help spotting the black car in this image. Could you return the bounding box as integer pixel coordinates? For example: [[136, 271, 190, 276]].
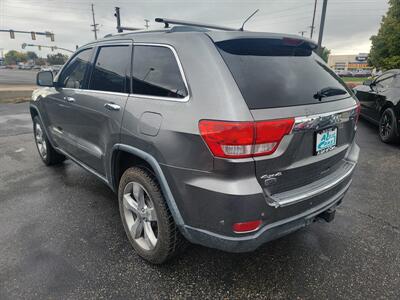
[[354, 69, 400, 143]]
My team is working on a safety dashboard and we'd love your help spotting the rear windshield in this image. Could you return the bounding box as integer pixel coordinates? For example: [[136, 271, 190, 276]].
[[215, 38, 350, 109]]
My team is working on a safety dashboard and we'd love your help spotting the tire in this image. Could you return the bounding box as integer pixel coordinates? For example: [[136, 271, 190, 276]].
[[379, 107, 399, 144], [118, 167, 187, 264], [33, 116, 66, 165]]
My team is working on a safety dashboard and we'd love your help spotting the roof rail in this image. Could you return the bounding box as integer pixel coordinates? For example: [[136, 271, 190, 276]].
[[155, 18, 237, 31]]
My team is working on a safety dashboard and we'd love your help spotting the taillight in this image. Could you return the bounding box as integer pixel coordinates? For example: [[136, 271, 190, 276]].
[[199, 118, 294, 159], [198, 121, 255, 158], [254, 119, 295, 156]]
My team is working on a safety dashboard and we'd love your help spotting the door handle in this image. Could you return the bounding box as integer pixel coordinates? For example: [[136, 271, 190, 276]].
[[64, 96, 75, 103], [104, 103, 121, 111]]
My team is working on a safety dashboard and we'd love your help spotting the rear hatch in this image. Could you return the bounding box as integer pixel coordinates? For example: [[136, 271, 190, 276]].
[[210, 33, 358, 202]]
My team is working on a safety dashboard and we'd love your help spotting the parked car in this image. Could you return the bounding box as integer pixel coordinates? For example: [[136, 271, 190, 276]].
[[354, 69, 400, 143], [17, 64, 34, 70], [40, 66, 52, 72], [40, 65, 63, 73], [353, 70, 372, 78], [51, 65, 63, 74], [337, 70, 353, 77], [30, 23, 360, 264]]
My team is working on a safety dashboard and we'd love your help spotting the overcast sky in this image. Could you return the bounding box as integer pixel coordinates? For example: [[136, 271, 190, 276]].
[[0, 0, 389, 57]]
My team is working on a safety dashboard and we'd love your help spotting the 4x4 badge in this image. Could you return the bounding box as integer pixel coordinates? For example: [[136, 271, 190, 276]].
[[261, 171, 282, 180]]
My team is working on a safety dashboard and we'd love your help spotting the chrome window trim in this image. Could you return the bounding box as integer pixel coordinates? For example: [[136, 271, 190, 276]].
[[62, 87, 129, 97], [130, 42, 191, 103], [93, 41, 132, 47], [58, 43, 190, 102]]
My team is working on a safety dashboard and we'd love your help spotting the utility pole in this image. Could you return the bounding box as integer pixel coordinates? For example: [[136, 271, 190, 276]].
[[299, 31, 306, 37], [115, 7, 123, 33], [317, 0, 328, 56], [91, 3, 99, 40], [310, 0, 318, 39], [144, 19, 150, 29]]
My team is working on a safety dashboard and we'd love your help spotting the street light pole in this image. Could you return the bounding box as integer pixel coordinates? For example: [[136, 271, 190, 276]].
[[317, 0, 328, 55], [21, 43, 74, 53], [310, 0, 318, 39]]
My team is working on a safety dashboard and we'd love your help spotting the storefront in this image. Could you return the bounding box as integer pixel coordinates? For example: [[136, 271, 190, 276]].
[[328, 53, 372, 71]]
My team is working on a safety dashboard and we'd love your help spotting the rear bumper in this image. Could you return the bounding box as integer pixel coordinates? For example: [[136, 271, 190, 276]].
[[162, 142, 359, 252], [182, 178, 350, 252]]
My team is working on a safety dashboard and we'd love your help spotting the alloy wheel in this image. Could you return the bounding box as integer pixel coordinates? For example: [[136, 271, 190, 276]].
[[35, 123, 47, 159], [380, 111, 393, 140], [122, 181, 158, 251]]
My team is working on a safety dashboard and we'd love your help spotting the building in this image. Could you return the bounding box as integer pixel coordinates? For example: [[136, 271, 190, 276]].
[[328, 53, 372, 71]]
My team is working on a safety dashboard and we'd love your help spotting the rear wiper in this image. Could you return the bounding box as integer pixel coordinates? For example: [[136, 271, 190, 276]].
[[313, 87, 347, 101]]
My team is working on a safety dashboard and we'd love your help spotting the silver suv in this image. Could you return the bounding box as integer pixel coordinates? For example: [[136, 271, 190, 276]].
[[30, 22, 360, 264]]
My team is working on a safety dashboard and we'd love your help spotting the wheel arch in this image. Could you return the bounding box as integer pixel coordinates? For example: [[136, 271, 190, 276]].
[[29, 104, 56, 147], [379, 101, 396, 117], [110, 144, 185, 227], [30, 105, 39, 120]]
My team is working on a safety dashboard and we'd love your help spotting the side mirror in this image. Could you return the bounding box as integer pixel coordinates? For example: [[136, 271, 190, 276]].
[[36, 71, 54, 87]]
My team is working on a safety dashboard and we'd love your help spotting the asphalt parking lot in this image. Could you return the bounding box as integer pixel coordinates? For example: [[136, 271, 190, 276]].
[[0, 103, 399, 299], [0, 69, 36, 85]]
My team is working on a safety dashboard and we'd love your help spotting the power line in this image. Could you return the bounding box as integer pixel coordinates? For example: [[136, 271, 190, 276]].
[[91, 3, 99, 40]]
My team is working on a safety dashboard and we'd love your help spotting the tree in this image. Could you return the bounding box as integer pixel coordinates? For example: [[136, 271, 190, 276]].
[[369, 0, 400, 70], [35, 57, 47, 66], [26, 51, 38, 61], [321, 47, 331, 63], [4, 50, 28, 65], [47, 53, 68, 65]]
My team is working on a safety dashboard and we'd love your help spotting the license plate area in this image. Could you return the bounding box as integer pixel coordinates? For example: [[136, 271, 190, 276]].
[[315, 127, 337, 155]]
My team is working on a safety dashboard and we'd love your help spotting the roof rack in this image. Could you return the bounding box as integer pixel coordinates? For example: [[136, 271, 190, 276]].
[[155, 18, 237, 31]]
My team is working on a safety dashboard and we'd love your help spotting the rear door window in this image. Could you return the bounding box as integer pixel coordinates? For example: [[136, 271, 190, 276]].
[[89, 45, 131, 93], [215, 38, 350, 109], [132, 45, 188, 99]]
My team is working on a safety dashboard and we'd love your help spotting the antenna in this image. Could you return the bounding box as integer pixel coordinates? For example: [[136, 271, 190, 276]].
[[239, 9, 259, 31]]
